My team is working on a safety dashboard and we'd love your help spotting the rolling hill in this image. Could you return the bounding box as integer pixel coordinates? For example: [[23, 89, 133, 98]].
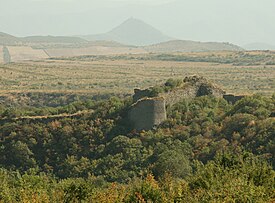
[[0, 32, 88, 46], [0, 32, 22, 45], [22, 36, 88, 44], [1, 20, 244, 63], [144, 40, 244, 53], [80, 18, 172, 46]]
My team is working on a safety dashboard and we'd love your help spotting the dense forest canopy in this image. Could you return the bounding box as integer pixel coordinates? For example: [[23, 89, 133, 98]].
[[0, 79, 274, 201]]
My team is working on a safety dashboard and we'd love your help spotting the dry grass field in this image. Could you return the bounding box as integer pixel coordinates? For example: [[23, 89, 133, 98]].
[[45, 46, 146, 57], [0, 51, 274, 98], [7, 46, 48, 62]]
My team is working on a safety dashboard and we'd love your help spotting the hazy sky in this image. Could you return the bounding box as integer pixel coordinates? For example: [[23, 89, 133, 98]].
[[1, 0, 274, 46]]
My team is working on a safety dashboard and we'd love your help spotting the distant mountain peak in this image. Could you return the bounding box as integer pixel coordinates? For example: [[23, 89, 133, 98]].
[[110, 17, 164, 35], [81, 18, 173, 46], [116, 17, 151, 27], [122, 17, 141, 23]]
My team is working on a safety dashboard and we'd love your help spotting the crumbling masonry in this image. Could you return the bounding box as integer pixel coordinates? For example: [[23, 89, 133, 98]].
[[129, 76, 244, 131]]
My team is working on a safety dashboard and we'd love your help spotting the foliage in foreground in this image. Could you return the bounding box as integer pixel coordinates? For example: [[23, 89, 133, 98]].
[[0, 153, 274, 202], [0, 93, 274, 202]]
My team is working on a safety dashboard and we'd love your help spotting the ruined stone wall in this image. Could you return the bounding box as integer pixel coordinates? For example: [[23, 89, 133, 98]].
[[159, 85, 198, 106], [196, 83, 225, 97], [133, 88, 152, 102], [223, 94, 245, 104], [129, 97, 167, 131], [132, 76, 225, 107], [160, 82, 225, 106], [129, 76, 226, 131]]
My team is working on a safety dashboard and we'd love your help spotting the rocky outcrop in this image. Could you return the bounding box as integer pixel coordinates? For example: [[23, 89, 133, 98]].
[[183, 75, 225, 97], [133, 76, 225, 106], [129, 97, 166, 131], [163, 76, 225, 106]]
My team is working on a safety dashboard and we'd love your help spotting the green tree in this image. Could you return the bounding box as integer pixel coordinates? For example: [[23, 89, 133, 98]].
[[153, 150, 191, 179]]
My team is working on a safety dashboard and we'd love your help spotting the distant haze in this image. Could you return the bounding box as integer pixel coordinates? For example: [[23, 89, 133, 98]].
[[1, 0, 275, 47], [80, 18, 173, 46]]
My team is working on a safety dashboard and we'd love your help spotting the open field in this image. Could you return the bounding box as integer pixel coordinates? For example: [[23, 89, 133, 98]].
[[45, 46, 146, 57], [0, 51, 274, 98], [7, 46, 49, 62]]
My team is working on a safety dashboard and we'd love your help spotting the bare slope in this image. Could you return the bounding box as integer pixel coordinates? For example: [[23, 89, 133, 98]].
[[144, 40, 244, 53], [0, 32, 22, 45]]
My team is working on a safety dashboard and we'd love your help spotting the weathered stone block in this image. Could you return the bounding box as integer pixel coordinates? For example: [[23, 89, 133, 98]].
[[129, 97, 166, 131]]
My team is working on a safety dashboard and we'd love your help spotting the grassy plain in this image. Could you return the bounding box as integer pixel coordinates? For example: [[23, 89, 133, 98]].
[[0, 51, 274, 98]]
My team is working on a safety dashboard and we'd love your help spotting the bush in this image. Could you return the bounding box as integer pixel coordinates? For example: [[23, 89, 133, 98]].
[[124, 175, 164, 203], [153, 150, 191, 179], [164, 78, 183, 90]]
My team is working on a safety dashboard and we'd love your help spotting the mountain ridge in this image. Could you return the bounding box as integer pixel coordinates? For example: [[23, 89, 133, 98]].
[[0, 18, 245, 62], [0, 32, 22, 45], [0, 32, 89, 45], [0, 18, 244, 51]]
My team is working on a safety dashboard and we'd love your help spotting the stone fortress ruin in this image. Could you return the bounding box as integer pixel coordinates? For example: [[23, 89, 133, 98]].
[[128, 97, 167, 131], [129, 75, 244, 131]]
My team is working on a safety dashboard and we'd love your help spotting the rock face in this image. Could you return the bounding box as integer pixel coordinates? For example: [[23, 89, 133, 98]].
[[183, 75, 225, 97], [129, 97, 167, 131], [129, 76, 226, 131]]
